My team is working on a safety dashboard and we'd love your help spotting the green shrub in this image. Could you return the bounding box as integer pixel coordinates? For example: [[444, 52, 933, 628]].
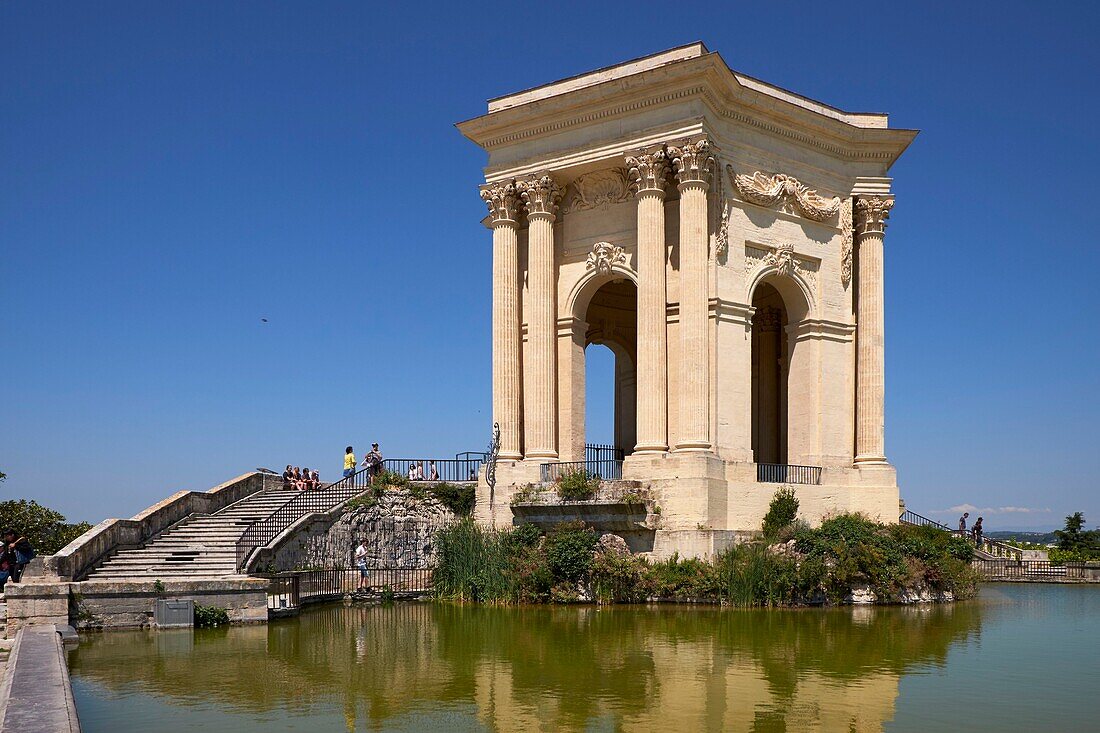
[[761, 486, 800, 540], [374, 469, 408, 489], [556, 470, 599, 501], [433, 519, 515, 603], [545, 521, 597, 581], [427, 482, 476, 516], [0, 499, 92, 554], [589, 550, 650, 603], [647, 554, 716, 598], [194, 605, 229, 627]]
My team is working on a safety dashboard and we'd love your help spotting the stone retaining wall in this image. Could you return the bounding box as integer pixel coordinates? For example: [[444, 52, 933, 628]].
[[266, 491, 456, 571]]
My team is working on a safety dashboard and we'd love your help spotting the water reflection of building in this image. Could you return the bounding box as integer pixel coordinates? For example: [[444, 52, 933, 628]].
[[69, 602, 981, 732]]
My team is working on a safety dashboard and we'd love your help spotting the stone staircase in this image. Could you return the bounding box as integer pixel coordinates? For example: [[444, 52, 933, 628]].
[[86, 487, 300, 580]]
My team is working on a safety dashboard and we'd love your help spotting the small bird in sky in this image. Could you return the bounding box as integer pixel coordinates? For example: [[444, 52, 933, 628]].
[[260, 318, 268, 323]]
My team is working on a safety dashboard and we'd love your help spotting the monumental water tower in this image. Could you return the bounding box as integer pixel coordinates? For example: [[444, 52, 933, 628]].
[[458, 43, 916, 558]]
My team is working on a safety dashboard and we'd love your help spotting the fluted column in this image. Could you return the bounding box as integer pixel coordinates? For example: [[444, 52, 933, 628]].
[[481, 181, 523, 460], [670, 139, 715, 451], [626, 147, 670, 453], [854, 196, 894, 464], [519, 174, 562, 460]]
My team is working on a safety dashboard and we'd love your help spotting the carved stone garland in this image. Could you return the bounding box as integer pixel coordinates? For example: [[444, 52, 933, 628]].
[[567, 168, 631, 212], [726, 165, 841, 221], [586, 241, 628, 276], [839, 198, 854, 288]]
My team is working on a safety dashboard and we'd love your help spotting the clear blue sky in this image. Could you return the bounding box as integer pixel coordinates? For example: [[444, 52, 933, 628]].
[[3, 1, 1098, 531]]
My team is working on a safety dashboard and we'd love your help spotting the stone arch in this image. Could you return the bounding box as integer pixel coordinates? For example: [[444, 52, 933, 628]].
[[746, 266, 815, 322], [565, 251, 638, 320]]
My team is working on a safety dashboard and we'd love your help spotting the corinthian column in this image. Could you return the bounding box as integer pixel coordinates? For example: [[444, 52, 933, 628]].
[[626, 147, 670, 453], [854, 196, 894, 464], [519, 174, 562, 460], [669, 139, 715, 451], [481, 181, 523, 460]]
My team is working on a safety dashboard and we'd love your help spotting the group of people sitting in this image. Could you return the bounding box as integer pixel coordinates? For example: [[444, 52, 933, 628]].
[[282, 465, 321, 491], [406, 461, 440, 481]]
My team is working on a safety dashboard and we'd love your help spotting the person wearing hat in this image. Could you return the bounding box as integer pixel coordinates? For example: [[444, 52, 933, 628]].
[[363, 443, 383, 483]]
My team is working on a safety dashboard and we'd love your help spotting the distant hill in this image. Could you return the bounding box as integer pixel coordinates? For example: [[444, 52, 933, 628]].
[[987, 530, 1057, 545]]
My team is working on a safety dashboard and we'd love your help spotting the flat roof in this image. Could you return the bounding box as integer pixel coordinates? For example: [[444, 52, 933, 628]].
[[486, 41, 889, 129]]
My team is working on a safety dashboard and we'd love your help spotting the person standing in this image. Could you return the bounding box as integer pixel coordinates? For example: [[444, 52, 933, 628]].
[[363, 443, 383, 483], [343, 446, 357, 479], [3, 529, 34, 583], [355, 539, 369, 591], [972, 517, 984, 549], [958, 512, 969, 535]]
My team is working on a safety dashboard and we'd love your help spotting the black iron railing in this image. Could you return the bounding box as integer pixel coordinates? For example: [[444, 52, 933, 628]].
[[236, 468, 373, 572], [899, 510, 1023, 559], [263, 568, 434, 611], [585, 443, 625, 465], [381, 457, 483, 483], [972, 559, 1097, 580], [756, 463, 822, 485], [900, 509, 953, 531], [540, 459, 623, 483]]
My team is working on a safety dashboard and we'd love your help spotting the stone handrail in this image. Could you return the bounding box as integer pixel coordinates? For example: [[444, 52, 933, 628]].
[[43, 471, 273, 581]]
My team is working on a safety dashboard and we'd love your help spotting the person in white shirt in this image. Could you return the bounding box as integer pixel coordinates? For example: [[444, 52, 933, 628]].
[[407, 463, 418, 481], [355, 540, 369, 591], [428, 461, 439, 481]]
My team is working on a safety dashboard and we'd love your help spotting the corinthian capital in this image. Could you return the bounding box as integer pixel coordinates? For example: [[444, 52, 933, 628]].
[[624, 147, 669, 195], [480, 180, 520, 224], [518, 174, 563, 219], [855, 196, 895, 236], [668, 138, 715, 188]]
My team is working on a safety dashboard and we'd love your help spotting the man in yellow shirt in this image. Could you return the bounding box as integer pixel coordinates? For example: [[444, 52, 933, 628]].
[[343, 446, 356, 478]]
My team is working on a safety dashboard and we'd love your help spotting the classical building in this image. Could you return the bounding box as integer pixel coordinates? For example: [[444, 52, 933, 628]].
[[458, 43, 916, 557]]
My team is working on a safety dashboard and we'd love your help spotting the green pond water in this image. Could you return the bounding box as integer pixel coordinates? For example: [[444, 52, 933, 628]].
[[68, 584, 1099, 732]]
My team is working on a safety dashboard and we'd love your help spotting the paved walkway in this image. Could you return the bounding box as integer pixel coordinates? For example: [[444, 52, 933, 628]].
[[0, 627, 81, 733]]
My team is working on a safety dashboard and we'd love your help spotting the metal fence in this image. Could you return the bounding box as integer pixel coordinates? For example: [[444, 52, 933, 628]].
[[263, 568, 434, 611], [756, 463, 823, 485], [898, 510, 1023, 559], [381, 457, 482, 483], [900, 509, 953, 530], [973, 559, 1098, 580]]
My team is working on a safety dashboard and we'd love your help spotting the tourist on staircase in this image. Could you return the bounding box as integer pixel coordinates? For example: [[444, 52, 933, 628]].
[[972, 517, 984, 549], [343, 446, 356, 479]]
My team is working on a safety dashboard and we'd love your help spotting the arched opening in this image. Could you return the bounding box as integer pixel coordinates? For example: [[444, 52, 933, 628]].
[[751, 281, 789, 464], [583, 279, 637, 471]]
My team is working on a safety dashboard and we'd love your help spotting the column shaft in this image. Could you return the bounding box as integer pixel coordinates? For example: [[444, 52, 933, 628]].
[[526, 212, 557, 459], [676, 179, 711, 450], [854, 197, 893, 464], [635, 188, 668, 452], [491, 221, 522, 459]]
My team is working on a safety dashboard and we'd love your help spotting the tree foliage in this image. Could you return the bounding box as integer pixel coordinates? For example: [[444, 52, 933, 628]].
[[0, 499, 92, 555], [1053, 512, 1100, 561]]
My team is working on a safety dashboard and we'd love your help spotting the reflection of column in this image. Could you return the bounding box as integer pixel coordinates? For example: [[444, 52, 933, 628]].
[[669, 139, 715, 451], [520, 174, 562, 460], [625, 148, 670, 453], [481, 181, 523, 460], [854, 196, 894, 464]]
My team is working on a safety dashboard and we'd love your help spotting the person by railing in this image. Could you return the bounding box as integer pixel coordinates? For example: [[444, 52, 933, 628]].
[[362, 443, 384, 483]]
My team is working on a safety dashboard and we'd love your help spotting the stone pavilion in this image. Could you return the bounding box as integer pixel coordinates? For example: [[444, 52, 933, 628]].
[[458, 43, 917, 557]]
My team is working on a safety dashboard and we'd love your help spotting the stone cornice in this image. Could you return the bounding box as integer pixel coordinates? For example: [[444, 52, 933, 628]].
[[458, 52, 917, 167]]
